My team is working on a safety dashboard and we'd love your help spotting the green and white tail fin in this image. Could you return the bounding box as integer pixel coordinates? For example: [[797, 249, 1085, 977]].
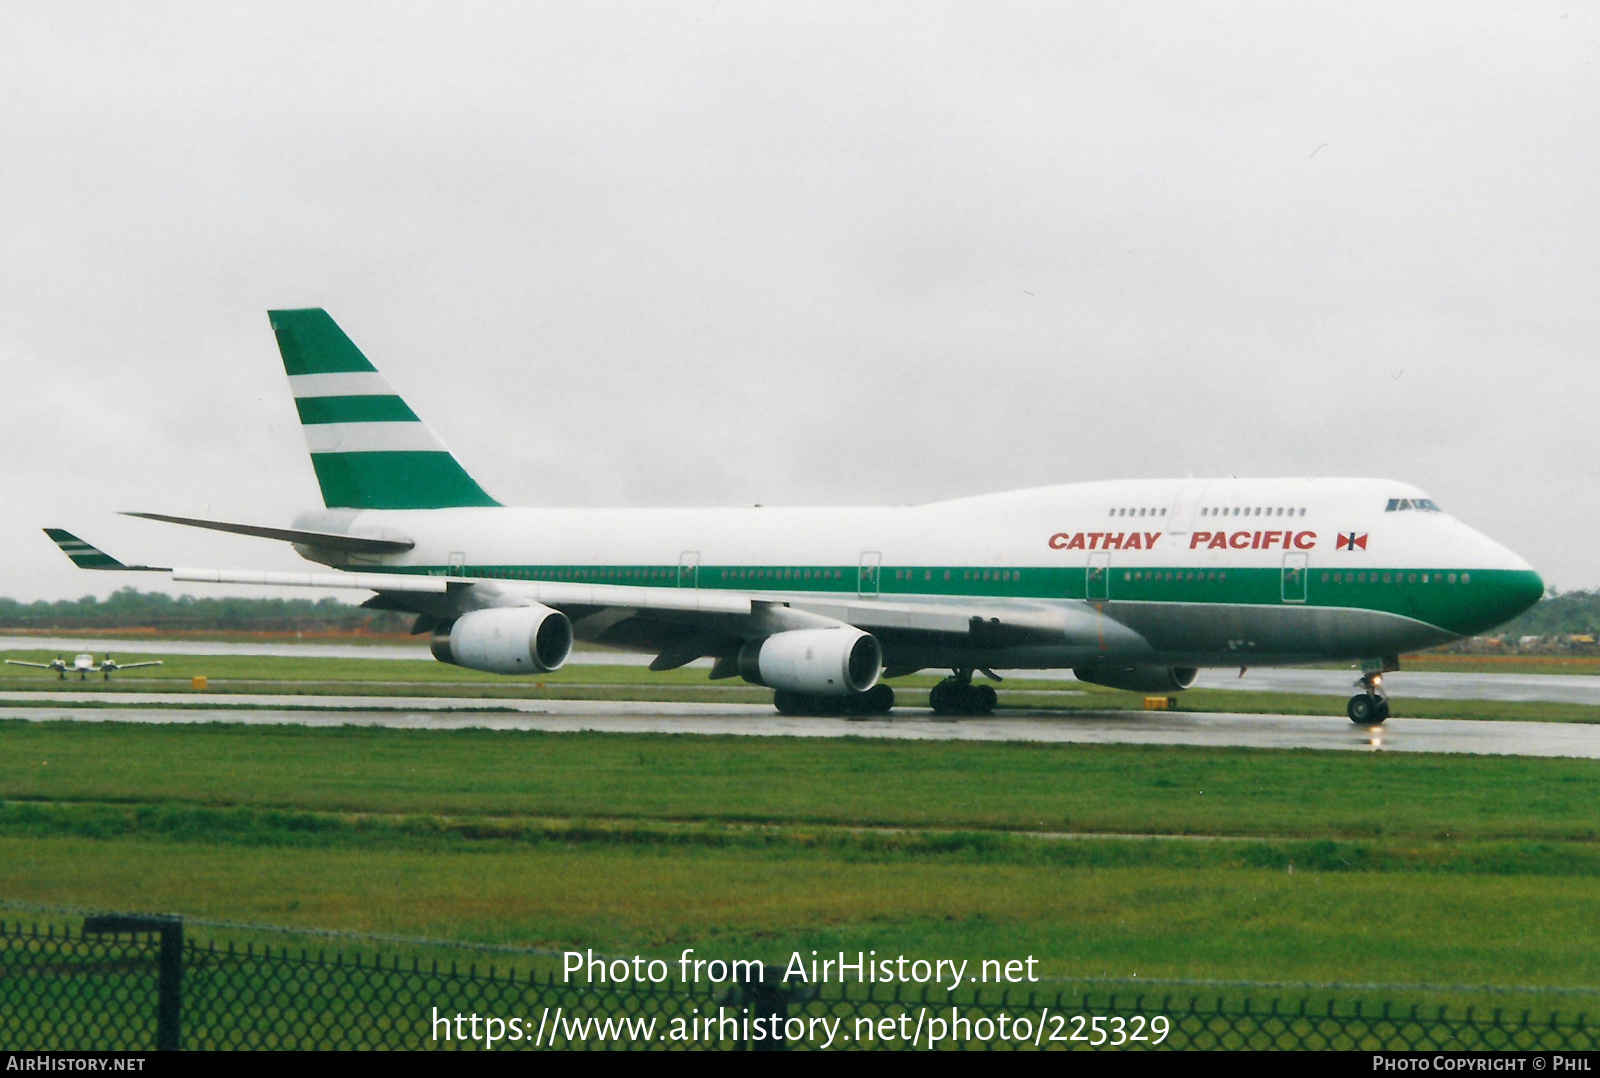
[[268, 309, 500, 510]]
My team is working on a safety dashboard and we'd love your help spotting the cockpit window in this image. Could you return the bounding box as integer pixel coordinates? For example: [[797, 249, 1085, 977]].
[[1385, 498, 1442, 513]]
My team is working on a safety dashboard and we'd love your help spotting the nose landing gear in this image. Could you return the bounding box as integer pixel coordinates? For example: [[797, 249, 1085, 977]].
[[1347, 670, 1391, 724]]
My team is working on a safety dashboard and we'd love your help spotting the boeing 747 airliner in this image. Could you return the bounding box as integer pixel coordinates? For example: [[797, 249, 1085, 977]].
[[49, 309, 1543, 723]]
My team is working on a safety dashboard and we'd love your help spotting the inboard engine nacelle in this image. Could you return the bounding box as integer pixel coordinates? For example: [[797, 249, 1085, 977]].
[[738, 627, 882, 696], [432, 605, 574, 675], [1073, 664, 1200, 693]]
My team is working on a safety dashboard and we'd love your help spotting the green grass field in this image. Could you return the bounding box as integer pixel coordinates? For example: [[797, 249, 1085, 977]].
[[4, 718, 1600, 1012]]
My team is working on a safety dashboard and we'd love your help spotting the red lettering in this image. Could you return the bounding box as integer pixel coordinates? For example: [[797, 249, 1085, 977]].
[[1263, 531, 1282, 549], [1251, 531, 1262, 549], [1145, 532, 1162, 548], [1049, 533, 1070, 549], [1190, 531, 1212, 549], [1123, 532, 1143, 550], [1281, 532, 1292, 550], [1207, 533, 1229, 550], [1230, 532, 1251, 549], [1293, 531, 1316, 550], [1067, 533, 1085, 550], [1103, 533, 1124, 550], [1087, 533, 1104, 549]]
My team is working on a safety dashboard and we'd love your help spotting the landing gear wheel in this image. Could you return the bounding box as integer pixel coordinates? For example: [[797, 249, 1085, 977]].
[[845, 684, 895, 718], [929, 678, 998, 716], [1347, 694, 1387, 724], [773, 690, 803, 716]]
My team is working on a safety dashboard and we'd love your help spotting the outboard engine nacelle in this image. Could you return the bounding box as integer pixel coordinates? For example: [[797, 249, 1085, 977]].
[[431, 605, 573, 675], [1073, 665, 1200, 693], [738, 628, 882, 696]]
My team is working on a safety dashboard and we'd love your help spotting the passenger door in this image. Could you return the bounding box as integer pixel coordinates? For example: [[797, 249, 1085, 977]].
[[1166, 482, 1209, 539], [1282, 552, 1308, 604], [858, 551, 881, 598], [1086, 552, 1110, 602]]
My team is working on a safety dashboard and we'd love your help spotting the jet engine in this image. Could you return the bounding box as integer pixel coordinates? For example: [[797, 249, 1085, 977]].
[[1073, 665, 1200, 693], [737, 628, 882, 696], [431, 605, 573, 675]]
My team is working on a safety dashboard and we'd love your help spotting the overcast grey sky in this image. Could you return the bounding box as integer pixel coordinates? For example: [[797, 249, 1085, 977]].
[[1, 2, 1595, 602]]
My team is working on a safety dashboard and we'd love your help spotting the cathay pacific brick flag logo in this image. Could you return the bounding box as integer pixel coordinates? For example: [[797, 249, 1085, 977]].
[[1337, 532, 1368, 551]]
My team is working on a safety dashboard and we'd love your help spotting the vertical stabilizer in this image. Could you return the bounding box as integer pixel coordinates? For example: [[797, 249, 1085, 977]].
[[267, 309, 499, 510]]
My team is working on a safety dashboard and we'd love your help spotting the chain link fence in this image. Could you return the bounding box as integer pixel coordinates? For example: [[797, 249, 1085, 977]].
[[3, 917, 1596, 1051]]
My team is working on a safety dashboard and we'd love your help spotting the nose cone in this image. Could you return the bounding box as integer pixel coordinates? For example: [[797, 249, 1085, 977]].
[[1503, 566, 1545, 621], [1464, 541, 1544, 636]]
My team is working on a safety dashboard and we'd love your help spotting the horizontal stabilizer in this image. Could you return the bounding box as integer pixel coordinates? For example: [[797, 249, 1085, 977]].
[[44, 529, 167, 572], [123, 512, 414, 554]]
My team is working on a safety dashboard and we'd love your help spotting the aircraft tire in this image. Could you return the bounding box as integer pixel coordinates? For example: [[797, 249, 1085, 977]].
[[1347, 694, 1386, 724], [971, 684, 998, 714], [773, 690, 803, 715], [845, 684, 895, 718]]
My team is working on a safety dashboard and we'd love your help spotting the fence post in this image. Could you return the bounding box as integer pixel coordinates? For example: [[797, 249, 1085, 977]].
[[84, 914, 183, 1051], [737, 967, 788, 1051]]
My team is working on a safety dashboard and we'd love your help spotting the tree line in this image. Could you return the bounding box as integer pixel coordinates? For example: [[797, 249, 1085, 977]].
[[0, 588, 413, 633]]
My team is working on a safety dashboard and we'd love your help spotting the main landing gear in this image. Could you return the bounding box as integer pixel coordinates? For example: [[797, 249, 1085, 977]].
[[928, 670, 999, 716], [1347, 670, 1391, 725], [773, 684, 895, 717]]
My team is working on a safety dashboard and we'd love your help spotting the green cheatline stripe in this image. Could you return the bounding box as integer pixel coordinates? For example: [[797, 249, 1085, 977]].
[[268, 309, 377, 376], [369, 563, 1540, 639], [309, 451, 500, 510], [294, 395, 419, 425]]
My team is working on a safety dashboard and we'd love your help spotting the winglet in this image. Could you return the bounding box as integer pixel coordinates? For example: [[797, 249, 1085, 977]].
[[45, 529, 167, 572]]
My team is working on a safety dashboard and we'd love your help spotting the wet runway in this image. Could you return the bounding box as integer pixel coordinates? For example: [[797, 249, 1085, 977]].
[[5, 637, 1596, 705], [1188, 668, 1600, 705], [4, 697, 1597, 759]]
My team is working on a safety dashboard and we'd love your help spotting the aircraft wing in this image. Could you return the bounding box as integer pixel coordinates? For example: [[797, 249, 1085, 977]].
[[109, 661, 163, 671], [168, 567, 755, 615], [3, 660, 57, 669], [51, 531, 1125, 658]]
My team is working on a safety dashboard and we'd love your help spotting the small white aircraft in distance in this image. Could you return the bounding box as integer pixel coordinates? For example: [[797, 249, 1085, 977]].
[[4, 654, 163, 681]]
